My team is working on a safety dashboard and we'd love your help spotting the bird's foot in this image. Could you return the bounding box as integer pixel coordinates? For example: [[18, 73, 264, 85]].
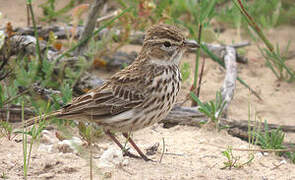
[[122, 149, 154, 161]]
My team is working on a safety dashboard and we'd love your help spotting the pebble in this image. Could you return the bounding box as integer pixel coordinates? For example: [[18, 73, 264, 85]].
[[38, 172, 55, 179], [38, 144, 54, 153], [98, 146, 128, 168], [56, 137, 83, 153], [40, 130, 58, 144]]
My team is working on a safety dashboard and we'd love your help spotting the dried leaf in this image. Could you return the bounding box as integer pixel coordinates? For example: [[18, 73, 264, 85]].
[[53, 41, 63, 51], [93, 58, 107, 68], [5, 22, 14, 38]]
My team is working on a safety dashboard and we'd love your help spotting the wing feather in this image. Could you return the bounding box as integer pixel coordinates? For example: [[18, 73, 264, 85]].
[[59, 67, 147, 122]]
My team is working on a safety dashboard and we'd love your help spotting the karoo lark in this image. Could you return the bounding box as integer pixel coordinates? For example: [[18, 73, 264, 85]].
[[23, 24, 199, 161]]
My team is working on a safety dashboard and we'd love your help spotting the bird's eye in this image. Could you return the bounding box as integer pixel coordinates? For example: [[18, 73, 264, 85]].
[[163, 41, 171, 47]]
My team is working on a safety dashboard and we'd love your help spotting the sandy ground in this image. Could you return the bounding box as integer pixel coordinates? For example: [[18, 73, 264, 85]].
[[1, 0, 295, 179]]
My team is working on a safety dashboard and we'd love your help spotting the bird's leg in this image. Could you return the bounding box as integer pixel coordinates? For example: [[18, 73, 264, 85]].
[[122, 133, 152, 161], [104, 130, 140, 159]]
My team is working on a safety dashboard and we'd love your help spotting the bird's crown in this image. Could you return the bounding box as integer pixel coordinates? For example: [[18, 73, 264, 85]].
[[144, 24, 185, 45]]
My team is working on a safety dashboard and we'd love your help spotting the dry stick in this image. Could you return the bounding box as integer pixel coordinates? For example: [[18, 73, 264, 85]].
[[159, 137, 165, 163], [6, 26, 250, 64], [196, 56, 206, 98], [220, 46, 237, 112], [74, 0, 107, 56], [233, 0, 294, 78], [96, 10, 120, 24], [200, 43, 262, 101], [206, 143, 295, 153], [2, 83, 59, 106], [235, 0, 274, 52], [2, 87, 32, 106], [26, 4, 30, 27]]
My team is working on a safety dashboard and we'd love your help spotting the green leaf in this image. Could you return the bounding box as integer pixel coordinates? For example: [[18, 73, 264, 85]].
[[190, 92, 204, 107]]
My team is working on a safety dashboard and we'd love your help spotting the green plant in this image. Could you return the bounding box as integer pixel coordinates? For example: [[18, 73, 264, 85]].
[[219, 0, 281, 29], [256, 120, 285, 155], [78, 122, 104, 180], [39, 0, 76, 22], [0, 121, 16, 140], [190, 91, 226, 128], [285, 151, 295, 164], [259, 42, 294, 82], [221, 146, 254, 170], [232, 0, 295, 82], [247, 102, 262, 149], [79, 123, 94, 180], [20, 101, 46, 179], [0, 172, 8, 179], [27, 0, 42, 76], [254, 120, 295, 163]]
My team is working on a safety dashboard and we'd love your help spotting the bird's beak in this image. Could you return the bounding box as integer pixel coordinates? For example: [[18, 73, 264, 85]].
[[184, 40, 199, 49]]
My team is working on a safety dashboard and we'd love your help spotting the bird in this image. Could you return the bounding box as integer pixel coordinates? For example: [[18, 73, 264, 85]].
[[21, 24, 199, 161]]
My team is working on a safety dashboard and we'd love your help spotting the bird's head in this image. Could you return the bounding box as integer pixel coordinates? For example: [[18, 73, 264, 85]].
[[140, 24, 199, 65]]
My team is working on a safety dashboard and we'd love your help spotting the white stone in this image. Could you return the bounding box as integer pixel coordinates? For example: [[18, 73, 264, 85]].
[[256, 152, 263, 159], [279, 159, 287, 164], [38, 144, 53, 153], [98, 146, 124, 168], [57, 136, 83, 153]]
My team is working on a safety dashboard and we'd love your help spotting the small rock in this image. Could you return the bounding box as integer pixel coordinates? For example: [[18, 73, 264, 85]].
[[40, 130, 58, 144], [103, 171, 112, 178], [38, 144, 54, 153], [146, 142, 159, 155], [98, 146, 124, 168], [38, 172, 55, 179], [279, 159, 287, 165], [122, 159, 129, 166], [56, 137, 83, 153], [256, 152, 263, 159]]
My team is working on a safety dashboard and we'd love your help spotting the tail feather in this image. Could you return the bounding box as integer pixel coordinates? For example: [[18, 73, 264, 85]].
[[18, 110, 63, 129]]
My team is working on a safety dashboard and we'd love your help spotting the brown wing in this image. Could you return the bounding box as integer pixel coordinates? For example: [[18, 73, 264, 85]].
[[59, 62, 147, 121]]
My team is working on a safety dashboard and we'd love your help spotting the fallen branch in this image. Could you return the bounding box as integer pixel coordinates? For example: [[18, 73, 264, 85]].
[[75, 0, 107, 56], [8, 34, 59, 61], [7, 25, 249, 64], [0, 105, 34, 123], [220, 46, 237, 112]]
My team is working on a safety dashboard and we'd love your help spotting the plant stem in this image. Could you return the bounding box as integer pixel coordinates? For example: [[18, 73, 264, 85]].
[[232, 0, 274, 52], [26, 4, 30, 26], [26, 141, 34, 175], [22, 101, 28, 180], [196, 56, 205, 98], [191, 24, 203, 106], [193, 24, 203, 90], [27, 1, 42, 71]]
